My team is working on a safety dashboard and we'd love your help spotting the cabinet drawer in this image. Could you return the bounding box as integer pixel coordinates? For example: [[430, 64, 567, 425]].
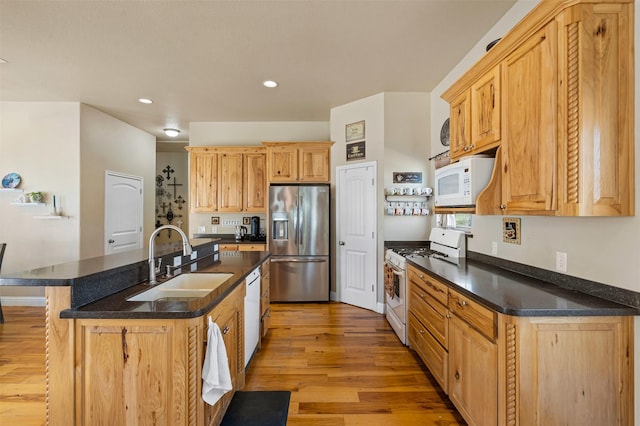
[[239, 244, 266, 251], [409, 283, 448, 348], [408, 313, 448, 392], [448, 289, 496, 341], [408, 266, 448, 306]]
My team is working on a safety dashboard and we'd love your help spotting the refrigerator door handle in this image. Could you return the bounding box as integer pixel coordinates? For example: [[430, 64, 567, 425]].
[[270, 258, 327, 263], [298, 194, 303, 247]]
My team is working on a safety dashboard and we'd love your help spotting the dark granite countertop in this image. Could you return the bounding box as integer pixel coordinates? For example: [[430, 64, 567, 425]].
[[0, 238, 221, 287], [193, 233, 266, 244], [60, 251, 270, 319], [407, 255, 640, 317]]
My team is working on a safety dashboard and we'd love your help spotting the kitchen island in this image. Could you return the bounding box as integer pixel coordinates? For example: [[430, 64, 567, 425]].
[[0, 239, 270, 425], [405, 253, 638, 425]]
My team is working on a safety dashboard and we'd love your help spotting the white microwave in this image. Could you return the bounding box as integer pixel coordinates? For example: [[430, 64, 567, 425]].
[[434, 157, 495, 207]]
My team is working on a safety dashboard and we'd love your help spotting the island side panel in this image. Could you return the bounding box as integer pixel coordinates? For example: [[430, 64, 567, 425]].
[[45, 286, 75, 426]]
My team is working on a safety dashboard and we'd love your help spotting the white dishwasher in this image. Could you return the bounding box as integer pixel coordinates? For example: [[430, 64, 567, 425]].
[[244, 267, 261, 368]]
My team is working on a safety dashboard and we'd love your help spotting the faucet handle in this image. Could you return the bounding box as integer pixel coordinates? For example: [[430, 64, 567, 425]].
[[155, 258, 162, 273]]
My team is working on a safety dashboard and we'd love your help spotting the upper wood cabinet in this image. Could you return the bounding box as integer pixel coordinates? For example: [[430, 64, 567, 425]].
[[449, 66, 501, 161], [501, 22, 558, 214], [263, 142, 334, 183], [189, 151, 218, 213], [555, 2, 634, 216], [442, 0, 634, 216], [186, 146, 267, 213]]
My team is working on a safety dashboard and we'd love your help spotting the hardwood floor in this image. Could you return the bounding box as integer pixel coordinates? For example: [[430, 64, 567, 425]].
[[0, 303, 464, 426], [245, 303, 465, 425], [0, 306, 46, 426]]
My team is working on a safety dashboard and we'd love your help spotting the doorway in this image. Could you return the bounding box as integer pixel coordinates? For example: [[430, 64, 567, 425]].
[[104, 171, 143, 255], [336, 161, 377, 312]]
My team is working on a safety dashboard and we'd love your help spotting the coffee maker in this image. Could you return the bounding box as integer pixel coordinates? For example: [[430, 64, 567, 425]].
[[250, 216, 261, 239]]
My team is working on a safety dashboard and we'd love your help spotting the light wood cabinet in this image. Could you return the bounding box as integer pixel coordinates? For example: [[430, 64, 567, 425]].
[[219, 243, 266, 252], [407, 267, 633, 425], [407, 265, 449, 391], [187, 147, 267, 213], [442, 0, 634, 217], [75, 320, 185, 425], [218, 151, 244, 212], [501, 22, 557, 214], [260, 260, 270, 343], [447, 288, 498, 426], [263, 142, 334, 183], [448, 314, 498, 426], [73, 282, 245, 426], [189, 152, 218, 213], [449, 66, 501, 162], [202, 283, 245, 426], [555, 2, 634, 216]]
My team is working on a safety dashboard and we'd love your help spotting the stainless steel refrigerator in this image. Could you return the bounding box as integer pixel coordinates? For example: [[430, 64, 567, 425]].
[[269, 184, 330, 302]]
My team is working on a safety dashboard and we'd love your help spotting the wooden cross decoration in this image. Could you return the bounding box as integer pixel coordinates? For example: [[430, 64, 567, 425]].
[[163, 165, 175, 180], [175, 195, 185, 210], [168, 177, 182, 194]]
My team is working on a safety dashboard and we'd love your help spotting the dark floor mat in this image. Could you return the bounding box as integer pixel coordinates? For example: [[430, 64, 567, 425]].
[[221, 390, 291, 426]]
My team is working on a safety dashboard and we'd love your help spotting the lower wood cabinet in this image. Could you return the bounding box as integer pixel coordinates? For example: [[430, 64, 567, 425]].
[[260, 259, 271, 344], [448, 314, 497, 426], [407, 265, 633, 426], [74, 282, 246, 426], [202, 283, 245, 426]]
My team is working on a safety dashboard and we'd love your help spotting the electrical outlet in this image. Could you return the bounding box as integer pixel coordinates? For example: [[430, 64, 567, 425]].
[[243, 217, 251, 225], [491, 241, 498, 256], [556, 251, 567, 273], [211, 216, 219, 225]]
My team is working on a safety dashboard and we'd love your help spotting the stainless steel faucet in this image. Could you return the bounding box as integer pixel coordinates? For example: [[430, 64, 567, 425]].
[[148, 224, 193, 284]]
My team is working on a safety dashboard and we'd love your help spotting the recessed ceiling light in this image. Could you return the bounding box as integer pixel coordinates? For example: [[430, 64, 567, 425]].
[[138, 98, 153, 104], [163, 128, 180, 137], [263, 80, 278, 88]]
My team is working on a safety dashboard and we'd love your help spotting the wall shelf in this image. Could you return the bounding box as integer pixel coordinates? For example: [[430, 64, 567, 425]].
[[0, 188, 23, 192], [33, 215, 68, 220], [10, 202, 46, 206]]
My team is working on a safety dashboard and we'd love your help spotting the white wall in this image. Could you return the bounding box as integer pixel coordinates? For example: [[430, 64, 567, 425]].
[[330, 92, 430, 302], [79, 104, 156, 259], [0, 102, 156, 302], [187, 121, 330, 237], [0, 102, 82, 300], [155, 151, 189, 244]]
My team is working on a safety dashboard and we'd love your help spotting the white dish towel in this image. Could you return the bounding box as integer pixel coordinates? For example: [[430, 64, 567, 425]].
[[202, 316, 232, 405]]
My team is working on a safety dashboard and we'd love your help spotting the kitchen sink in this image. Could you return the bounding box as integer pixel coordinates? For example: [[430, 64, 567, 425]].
[[127, 272, 234, 302]]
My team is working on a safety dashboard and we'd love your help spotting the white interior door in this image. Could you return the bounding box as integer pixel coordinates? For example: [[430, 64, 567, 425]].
[[337, 162, 377, 311], [105, 171, 143, 255]]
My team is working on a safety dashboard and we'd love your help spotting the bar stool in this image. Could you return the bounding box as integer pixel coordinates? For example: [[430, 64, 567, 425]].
[[0, 243, 6, 323]]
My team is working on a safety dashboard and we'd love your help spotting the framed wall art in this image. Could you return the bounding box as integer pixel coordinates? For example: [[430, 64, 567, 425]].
[[503, 217, 521, 244], [345, 120, 365, 142]]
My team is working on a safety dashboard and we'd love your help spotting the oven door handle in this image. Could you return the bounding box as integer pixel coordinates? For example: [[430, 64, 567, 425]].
[[392, 270, 404, 277], [385, 262, 405, 276]]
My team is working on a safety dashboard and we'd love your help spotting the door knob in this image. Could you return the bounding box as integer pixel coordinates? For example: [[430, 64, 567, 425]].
[[108, 239, 115, 244], [339, 241, 345, 245]]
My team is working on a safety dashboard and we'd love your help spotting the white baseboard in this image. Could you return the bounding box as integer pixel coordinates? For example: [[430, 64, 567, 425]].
[[1, 296, 46, 307], [376, 302, 385, 314]]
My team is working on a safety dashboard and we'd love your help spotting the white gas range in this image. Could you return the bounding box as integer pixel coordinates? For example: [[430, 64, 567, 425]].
[[384, 228, 466, 345]]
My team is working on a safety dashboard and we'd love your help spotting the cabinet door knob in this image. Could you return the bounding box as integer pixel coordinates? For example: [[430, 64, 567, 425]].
[[457, 300, 468, 307], [222, 326, 230, 335], [500, 204, 506, 210], [455, 370, 461, 380]]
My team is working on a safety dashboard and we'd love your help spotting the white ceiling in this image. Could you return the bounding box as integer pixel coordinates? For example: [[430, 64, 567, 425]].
[[0, 0, 516, 141]]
